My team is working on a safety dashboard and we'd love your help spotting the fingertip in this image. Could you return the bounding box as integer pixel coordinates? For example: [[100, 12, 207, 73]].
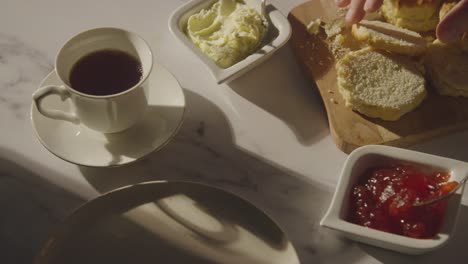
[[346, 0, 367, 24], [437, 0, 468, 43], [363, 2, 373, 12], [345, 9, 365, 25], [436, 25, 459, 43], [364, 0, 383, 12], [336, 0, 351, 8], [344, 15, 355, 26]]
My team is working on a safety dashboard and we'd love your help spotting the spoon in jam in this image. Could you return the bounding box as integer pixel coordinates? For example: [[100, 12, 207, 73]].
[[413, 172, 467, 207]]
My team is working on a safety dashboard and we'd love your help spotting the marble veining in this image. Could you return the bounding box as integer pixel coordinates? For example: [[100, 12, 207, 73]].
[[0, 155, 84, 263], [70, 87, 347, 263], [0, 33, 53, 119], [1, 0, 468, 263]]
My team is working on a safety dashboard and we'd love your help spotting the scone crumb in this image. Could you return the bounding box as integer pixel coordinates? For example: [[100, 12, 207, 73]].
[[324, 18, 345, 39], [307, 18, 322, 35]]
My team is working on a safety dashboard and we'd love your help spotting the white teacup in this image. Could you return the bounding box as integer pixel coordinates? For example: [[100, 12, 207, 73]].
[[33, 28, 153, 133]]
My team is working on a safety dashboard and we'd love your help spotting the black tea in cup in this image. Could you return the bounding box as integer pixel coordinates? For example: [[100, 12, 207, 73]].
[[69, 49, 142, 96]]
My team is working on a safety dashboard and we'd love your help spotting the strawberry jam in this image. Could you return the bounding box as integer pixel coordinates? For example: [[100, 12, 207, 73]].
[[348, 165, 458, 239]]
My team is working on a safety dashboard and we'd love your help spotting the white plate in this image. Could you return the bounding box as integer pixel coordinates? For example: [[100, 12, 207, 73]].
[[30, 63, 185, 167], [35, 181, 300, 264], [169, 0, 292, 84]]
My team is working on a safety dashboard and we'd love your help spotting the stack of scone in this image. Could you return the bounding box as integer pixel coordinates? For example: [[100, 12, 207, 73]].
[[381, 0, 443, 32], [425, 41, 468, 97], [424, 1, 468, 97], [337, 17, 429, 121], [333, 0, 468, 121]]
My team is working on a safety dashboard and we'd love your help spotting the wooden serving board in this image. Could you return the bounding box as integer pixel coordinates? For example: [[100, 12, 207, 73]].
[[288, 1, 468, 154]]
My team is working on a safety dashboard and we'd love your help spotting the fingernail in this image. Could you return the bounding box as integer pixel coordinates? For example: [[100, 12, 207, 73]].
[[364, 1, 372, 12], [345, 11, 355, 25]]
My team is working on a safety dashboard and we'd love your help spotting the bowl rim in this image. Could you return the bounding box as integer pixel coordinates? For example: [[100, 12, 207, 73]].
[[320, 145, 467, 255], [168, 0, 292, 84]]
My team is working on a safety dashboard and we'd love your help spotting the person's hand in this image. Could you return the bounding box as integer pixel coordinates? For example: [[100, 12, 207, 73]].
[[335, 0, 383, 24], [336, 0, 468, 43], [437, 0, 468, 42]]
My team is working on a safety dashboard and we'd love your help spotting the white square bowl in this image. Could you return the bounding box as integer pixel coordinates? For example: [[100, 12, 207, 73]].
[[320, 145, 467, 255], [168, 0, 292, 84]]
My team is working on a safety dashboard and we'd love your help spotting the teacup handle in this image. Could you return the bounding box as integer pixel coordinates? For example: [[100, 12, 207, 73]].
[[33, 85, 80, 124]]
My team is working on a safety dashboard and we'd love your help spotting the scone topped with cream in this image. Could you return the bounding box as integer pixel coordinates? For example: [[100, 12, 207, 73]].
[[381, 0, 443, 32]]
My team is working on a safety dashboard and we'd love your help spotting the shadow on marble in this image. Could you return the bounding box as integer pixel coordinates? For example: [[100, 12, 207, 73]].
[[358, 204, 468, 263], [0, 147, 83, 264], [227, 46, 330, 146], [410, 131, 468, 163], [103, 104, 184, 165], [77, 89, 359, 263], [0, 32, 53, 120]]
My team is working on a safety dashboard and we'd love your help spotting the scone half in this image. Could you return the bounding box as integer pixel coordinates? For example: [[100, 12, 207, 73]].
[[381, 0, 443, 32], [352, 20, 427, 56], [337, 48, 427, 121], [424, 42, 468, 97]]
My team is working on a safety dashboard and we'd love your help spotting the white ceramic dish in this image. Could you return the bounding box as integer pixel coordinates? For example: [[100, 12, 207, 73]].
[[31, 63, 185, 167], [320, 145, 467, 255], [36, 181, 300, 264], [168, 0, 292, 84]]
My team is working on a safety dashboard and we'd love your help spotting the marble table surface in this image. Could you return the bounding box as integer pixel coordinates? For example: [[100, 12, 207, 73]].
[[1, 0, 468, 263]]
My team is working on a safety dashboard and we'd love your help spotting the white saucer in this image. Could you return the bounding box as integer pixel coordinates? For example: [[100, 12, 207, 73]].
[[31, 63, 185, 167]]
